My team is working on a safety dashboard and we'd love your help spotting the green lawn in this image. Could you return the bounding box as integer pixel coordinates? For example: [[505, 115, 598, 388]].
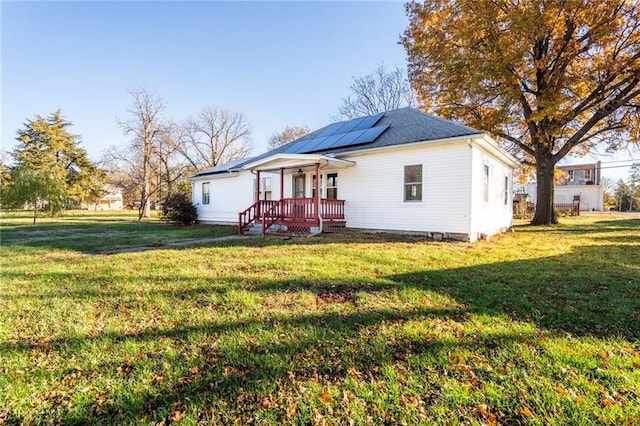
[[1, 211, 639, 424]]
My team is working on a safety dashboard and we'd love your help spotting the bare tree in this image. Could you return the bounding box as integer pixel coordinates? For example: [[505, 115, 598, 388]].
[[337, 64, 415, 120], [100, 146, 147, 208], [117, 88, 166, 220], [180, 106, 254, 170], [155, 120, 193, 200], [267, 125, 310, 151]]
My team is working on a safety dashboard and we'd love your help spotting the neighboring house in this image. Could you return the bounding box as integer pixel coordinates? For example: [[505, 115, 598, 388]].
[[525, 162, 604, 211], [190, 108, 520, 242], [82, 187, 124, 210]]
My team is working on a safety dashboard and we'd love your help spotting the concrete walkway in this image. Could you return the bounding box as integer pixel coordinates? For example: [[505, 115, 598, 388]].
[[91, 234, 242, 255]]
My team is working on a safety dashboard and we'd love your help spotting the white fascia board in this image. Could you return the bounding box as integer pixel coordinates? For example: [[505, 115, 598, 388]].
[[242, 153, 355, 170], [188, 171, 240, 182], [474, 135, 522, 169]]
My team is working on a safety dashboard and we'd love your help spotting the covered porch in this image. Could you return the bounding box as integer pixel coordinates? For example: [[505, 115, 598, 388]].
[[238, 154, 354, 235]]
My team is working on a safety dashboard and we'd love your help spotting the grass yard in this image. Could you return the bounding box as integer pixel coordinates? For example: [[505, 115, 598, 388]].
[[1, 211, 639, 425]]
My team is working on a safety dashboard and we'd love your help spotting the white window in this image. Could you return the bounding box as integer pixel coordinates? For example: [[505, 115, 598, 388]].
[[261, 177, 272, 200], [202, 182, 210, 205], [483, 165, 490, 202], [504, 176, 509, 205], [404, 165, 422, 202], [584, 169, 592, 182], [327, 173, 338, 200], [567, 170, 575, 182]]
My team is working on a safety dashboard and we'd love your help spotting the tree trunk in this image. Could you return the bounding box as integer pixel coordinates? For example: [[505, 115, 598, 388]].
[[531, 156, 558, 225]]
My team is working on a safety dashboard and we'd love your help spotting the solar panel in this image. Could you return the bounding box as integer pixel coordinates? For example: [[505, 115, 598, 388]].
[[324, 129, 366, 150], [284, 136, 323, 154], [308, 132, 355, 152], [353, 124, 390, 145], [352, 112, 384, 131], [316, 122, 344, 138], [331, 117, 361, 134], [281, 113, 388, 154]]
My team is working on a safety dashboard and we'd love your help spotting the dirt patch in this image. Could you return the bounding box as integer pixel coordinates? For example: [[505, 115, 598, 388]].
[[313, 286, 360, 307]]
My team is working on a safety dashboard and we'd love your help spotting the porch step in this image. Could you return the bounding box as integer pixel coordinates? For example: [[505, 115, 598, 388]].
[[243, 219, 345, 236], [323, 221, 347, 233]]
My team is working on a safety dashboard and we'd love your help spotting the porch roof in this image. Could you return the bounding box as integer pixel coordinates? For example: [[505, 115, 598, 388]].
[[241, 153, 355, 173]]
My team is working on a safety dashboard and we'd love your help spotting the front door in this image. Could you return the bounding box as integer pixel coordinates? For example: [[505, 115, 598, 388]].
[[293, 174, 306, 198]]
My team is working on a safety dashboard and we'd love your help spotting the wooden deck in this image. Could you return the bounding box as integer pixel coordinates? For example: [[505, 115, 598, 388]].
[[239, 198, 345, 235]]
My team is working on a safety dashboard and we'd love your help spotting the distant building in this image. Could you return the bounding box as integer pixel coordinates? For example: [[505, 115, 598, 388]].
[[82, 186, 124, 210], [525, 162, 604, 211]]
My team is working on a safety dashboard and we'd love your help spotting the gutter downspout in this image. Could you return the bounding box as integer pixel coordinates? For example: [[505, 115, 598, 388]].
[[311, 162, 323, 236], [467, 138, 475, 242]]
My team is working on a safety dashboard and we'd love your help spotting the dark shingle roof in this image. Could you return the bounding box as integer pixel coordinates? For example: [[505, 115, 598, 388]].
[[193, 107, 481, 177]]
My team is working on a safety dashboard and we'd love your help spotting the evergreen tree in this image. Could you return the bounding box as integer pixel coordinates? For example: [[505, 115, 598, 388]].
[[9, 111, 105, 210], [614, 179, 632, 212]]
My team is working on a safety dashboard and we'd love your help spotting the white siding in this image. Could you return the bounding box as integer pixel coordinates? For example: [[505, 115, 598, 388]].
[[337, 141, 473, 234], [525, 183, 604, 211], [553, 185, 603, 211], [469, 144, 514, 239], [192, 172, 283, 224]]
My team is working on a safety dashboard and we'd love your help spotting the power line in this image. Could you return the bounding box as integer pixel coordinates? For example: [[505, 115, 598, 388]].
[[598, 159, 639, 164], [599, 164, 638, 170]]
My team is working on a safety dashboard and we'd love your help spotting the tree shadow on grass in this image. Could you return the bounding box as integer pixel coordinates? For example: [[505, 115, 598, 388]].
[[387, 243, 639, 342], [14, 237, 638, 424], [15, 305, 542, 425], [2, 232, 639, 422]]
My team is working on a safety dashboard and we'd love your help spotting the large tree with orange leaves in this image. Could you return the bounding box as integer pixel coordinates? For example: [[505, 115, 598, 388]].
[[402, 0, 640, 224]]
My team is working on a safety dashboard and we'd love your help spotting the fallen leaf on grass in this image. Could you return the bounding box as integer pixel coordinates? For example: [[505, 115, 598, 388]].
[[320, 388, 331, 405], [521, 406, 535, 419], [169, 409, 185, 422]]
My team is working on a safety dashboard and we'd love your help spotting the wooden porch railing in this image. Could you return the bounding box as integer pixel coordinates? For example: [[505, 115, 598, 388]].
[[321, 199, 345, 220], [261, 200, 284, 236], [239, 198, 346, 235], [238, 200, 278, 233]]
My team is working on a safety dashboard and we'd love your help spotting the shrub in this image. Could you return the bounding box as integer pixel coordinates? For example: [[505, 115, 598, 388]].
[[161, 193, 197, 226]]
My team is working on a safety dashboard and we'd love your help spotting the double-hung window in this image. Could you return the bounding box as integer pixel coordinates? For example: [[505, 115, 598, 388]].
[[261, 177, 272, 200], [202, 182, 210, 205], [504, 176, 509, 205], [483, 165, 490, 202], [404, 165, 422, 202], [326, 173, 338, 200]]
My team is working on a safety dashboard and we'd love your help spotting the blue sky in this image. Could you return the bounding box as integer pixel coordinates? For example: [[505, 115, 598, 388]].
[[2, 1, 408, 159], [2, 1, 637, 181]]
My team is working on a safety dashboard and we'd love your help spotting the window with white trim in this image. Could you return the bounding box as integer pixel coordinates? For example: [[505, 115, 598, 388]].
[[504, 176, 509, 205], [404, 165, 422, 202], [483, 165, 490, 202], [261, 177, 272, 200], [327, 173, 338, 199], [202, 182, 210, 205]]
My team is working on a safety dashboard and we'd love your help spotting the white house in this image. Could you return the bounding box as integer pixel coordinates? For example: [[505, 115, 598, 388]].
[[525, 162, 604, 211], [81, 186, 124, 210], [190, 108, 520, 242]]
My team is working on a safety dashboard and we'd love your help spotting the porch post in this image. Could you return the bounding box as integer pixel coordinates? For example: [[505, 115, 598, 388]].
[[315, 162, 320, 222], [279, 167, 284, 200], [256, 170, 261, 217]]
